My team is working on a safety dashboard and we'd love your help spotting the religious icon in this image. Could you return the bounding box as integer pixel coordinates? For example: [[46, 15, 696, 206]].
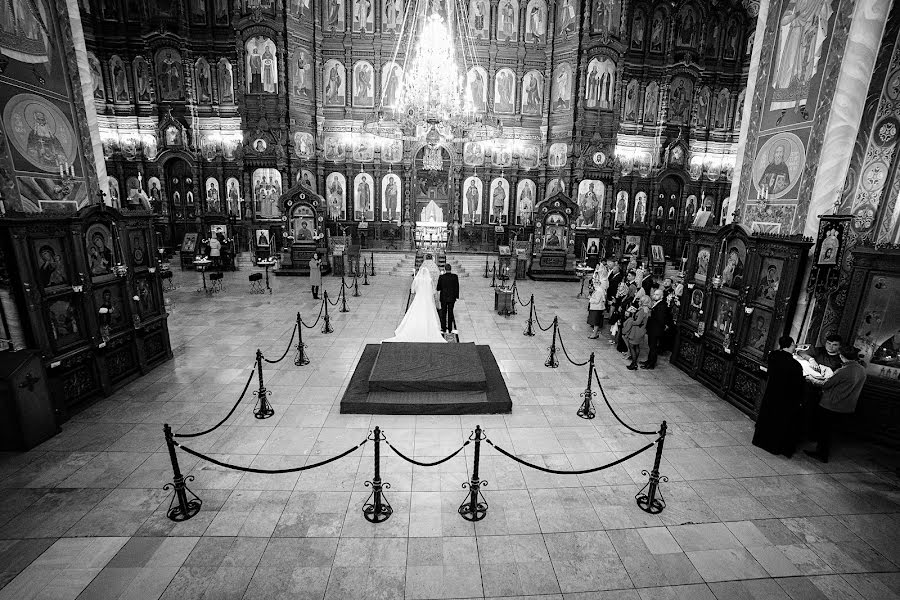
[[290, 204, 316, 241], [354, 173, 375, 221], [354, 134, 375, 162], [755, 257, 783, 303], [668, 78, 692, 125], [324, 135, 345, 161], [252, 168, 282, 218], [706, 19, 721, 56], [214, 0, 229, 22], [191, 0, 206, 21], [676, 7, 696, 46], [557, 0, 577, 35], [88, 53, 105, 100], [548, 143, 567, 168], [615, 190, 628, 224], [353, 61, 375, 107], [324, 60, 346, 106], [624, 235, 640, 256], [195, 57, 212, 103], [714, 89, 730, 128], [592, 0, 620, 35], [48, 298, 81, 347], [520, 144, 539, 169], [326, 172, 346, 220], [633, 191, 647, 223], [463, 142, 484, 166], [4, 92, 79, 173], [225, 177, 241, 215], [546, 178, 564, 197], [217, 58, 234, 104], [256, 229, 270, 248], [576, 180, 603, 228], [383, 0, 403, 32], [747, 312, 772, 352], [492, 143, 512, 167], [524, 0, 546, 43], [469, 0, 489, 39], [516, 179, 535, 226], [324, 0, 346, 31], [489, 178, 509, 225], [294, 131, 313, 159], [253, 139, 267, 154], [752, 132, 806, 200], [497, 0, 518, 42], [585, 57, 615, 109], [494, 69, 516, 113], [722, 239, 746, 288], [246, 37, 278, 94], [631, 10, 645, 48], [649, 10, 664, 52], [623, 79, 638, 121], [725, 20, 741, 60], [205, 177, 220, 212], [695, 246, 710, 280], [156, 49, 183, 100], [467, 67, 487, 112], [462, 176, 483, 224], [110, 55, 129, 102], [544, 213, 566, 249], [815, 218, 846, 267], [382, 173, 401, 222], [382, 62, 402, 108], [521, 71, 543, 115], [35, 239, 68, 288], [552, 63, 572, 112], [712, 296, 737, 336], [353, 0, 374, 32], [86, 224, 115, 276], [643, 81, 659, 123], [133, 57, 152, 102], [382, 139, 403, 163], [291, 49, 312, 99]]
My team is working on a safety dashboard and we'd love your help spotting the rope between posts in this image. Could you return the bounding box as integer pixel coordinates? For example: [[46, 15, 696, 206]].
[[514, 288, 531, 307], [385, 438, 470, 467], [343, 279, 355, 289], [262, 324, 298, 364], [485, 437, 657, 474], [301, 300, 326, 328], [533, 309, 555, 332], [174, 438, 368, 473], [594, 369, 660, 436], [172, 367, 257, 439], [327, 288, 343, 306], [557, 331, 590, 366]]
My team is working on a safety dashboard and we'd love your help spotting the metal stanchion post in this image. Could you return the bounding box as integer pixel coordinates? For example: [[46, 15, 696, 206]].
[[322, 292, 334, 334], [340, 285, 350, 313], [370, 252, 375, 276], [577, 352, 596, 419], [523, 294, 535, 336], [510, 281, 517, 315], [635, 420, 669, 514], [362, 426, 392, 522], [484, 256, 489, 278], [253, 349, 274, 419], [162, 423, 201, 521], [544, 317, 559, 368], [353, 272, 361, 297], [294, 312, 309, 366], [458, 425, 488, 521], [490, 264, 496, 288], [363, 265, 369, 285]]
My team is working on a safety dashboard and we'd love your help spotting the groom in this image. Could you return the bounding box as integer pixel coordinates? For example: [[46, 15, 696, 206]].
[[436, 264, 459, 334]]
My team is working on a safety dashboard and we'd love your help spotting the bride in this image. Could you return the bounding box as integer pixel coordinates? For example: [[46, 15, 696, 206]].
[[384, 255, 446, 343]]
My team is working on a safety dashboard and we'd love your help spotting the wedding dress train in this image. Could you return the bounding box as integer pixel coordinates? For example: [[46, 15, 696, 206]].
[[383, 261, 446, 343]]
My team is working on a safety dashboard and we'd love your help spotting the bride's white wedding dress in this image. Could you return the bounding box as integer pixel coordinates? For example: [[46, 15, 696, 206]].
[[384, 261, 446, 343]]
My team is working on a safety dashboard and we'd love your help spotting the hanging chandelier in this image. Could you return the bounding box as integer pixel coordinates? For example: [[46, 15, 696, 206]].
[[363, 0, 502, 147]]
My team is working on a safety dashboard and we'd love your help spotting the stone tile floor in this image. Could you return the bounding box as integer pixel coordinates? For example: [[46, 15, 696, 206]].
[[1, 268, 899, 600]]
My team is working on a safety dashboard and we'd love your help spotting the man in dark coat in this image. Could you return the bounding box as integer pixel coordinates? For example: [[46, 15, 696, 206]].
[[436, 263, 460, 334], [641, 289, 667, 369], [753, 335, 804, 457]]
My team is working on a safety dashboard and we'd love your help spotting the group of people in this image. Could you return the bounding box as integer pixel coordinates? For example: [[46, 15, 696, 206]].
[[585, 258, 682, 370], [753, 333, 867, 463]]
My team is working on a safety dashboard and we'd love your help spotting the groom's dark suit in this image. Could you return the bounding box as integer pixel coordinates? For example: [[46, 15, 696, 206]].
[[436, 271, 460, 333]]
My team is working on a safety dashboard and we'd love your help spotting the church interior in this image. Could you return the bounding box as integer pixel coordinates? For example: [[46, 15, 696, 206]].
[[1, 0, 900, 597]]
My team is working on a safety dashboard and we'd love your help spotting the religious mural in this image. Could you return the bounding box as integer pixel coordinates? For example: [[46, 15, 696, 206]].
[[494, 68, 516, 113], [326, 172, 347, 220], [463, 142, 484, 166], [552, 63, 573, 112], [3, 93, 78, 174], [353, 61, 375, 107], [643, 81, 659, 123], [89, 52, 105, 100], [517, 179, 536, 225], [496, 0, 519, 42], [354, 173, 375, 221], [245, 37, 277, 94], [557, 0, 577, 35], [195, 57, 213, 104], [324, 60, 347, 106], [383, 0, 403, 32], [469, 0, 489, 39], [615, 190, 628, 224], [134, 57, 153, 102], [462, 176, 483, 224], [751, 131, 807, 200], [576, 180, 603, 228], [156, 49, 184, 100], [205, 177, 221, 212], [290, 49, 313, 100], [381, 62, 403, 108], [488, 177, 510, 225], [521, 71, 543, 115], [592, 0, 621, 36], [353, 0, 375, 32], [225, 177, 241, 215], [524, 0, 547, 43], [324, 0, 346, 31], [466, 67, 488, 112], [585, 57, 615, 110], [668, 77, 693, 125], [382, 173, 401, 222], [252, 168, 282, 217], [110, 55, 129, 103], [548, 143, 567, 168]]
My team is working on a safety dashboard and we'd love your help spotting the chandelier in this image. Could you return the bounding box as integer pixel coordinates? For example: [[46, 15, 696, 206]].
[[363, 0, 502, 147]]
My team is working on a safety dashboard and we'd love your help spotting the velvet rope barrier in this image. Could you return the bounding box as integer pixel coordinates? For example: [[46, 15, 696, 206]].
[[174, 438, 368, 474], [594, 369, 660, 436], [384, 438, 471, 467], [172, 366, 257, 439], [261, 323, 298, 364], [484, 437, 657, 475]]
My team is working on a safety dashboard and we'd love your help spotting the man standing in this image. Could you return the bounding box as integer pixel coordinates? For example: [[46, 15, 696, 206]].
[[308, 254, 322, 299], [805, 346, 867, 463], [641, 289, 666, 369], [753, 335, 805, 457], [798, 333, 844, 373], [436, 264, 460, 334]]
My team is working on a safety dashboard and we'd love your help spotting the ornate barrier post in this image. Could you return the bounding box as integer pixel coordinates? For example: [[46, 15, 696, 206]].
[[340, 285, 350, 313], [363, 265, 369, 285], [635, 420, 668, 514], [253, 349, 274, 419], [163, 423, 202, 521], [322, 291, 334, 334], [509, 281, 517, 316], [458, 425, 488, 521], [490, 264, 496, 288], [294, 312, 310, 366], [544, 317, 559, 368], [484, 256, 489, 278], [577, 352, 596, 419], [363, 426, 392, 522], [353, 271, 361, 297], [370, 252, 375, 276], [523, 294, 535, 336]]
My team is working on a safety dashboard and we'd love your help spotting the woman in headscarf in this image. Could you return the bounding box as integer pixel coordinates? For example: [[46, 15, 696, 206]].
[[622, 295, 650, 370], [587, 264, 608, 338]]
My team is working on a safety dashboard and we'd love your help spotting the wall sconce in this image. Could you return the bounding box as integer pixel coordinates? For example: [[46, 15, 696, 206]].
[[744, 306, 754, 315]]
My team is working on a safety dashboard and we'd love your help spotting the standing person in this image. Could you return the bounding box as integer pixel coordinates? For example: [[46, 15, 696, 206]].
[[622, 295, 649, 370], [641, 289, 666, 369], [804, 346, 867, 463], [587, 284, 606, 339], [798, 333, 844, 438], [208, 233, 221, 268], [753, 335, 805, 457], [436, 263, 460, 334], [308, 253, 322, 299], [606, 259, 624, 308]]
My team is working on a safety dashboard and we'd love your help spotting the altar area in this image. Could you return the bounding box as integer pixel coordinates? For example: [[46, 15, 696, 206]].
[[414, 199, 449, 252]]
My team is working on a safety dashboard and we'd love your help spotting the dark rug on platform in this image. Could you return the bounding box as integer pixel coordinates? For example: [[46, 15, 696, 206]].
[[341, 343, 512, 414], [369, 343, 486, 392]]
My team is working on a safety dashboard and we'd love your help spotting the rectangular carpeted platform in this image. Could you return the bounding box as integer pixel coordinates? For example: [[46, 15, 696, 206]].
[[369, 343, 486, 392], [341, 343, 512, 414]]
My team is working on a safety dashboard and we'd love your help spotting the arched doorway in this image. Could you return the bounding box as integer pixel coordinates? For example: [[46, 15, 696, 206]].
[[165, 158, 193, 246], [655, 175, 683, 258]]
